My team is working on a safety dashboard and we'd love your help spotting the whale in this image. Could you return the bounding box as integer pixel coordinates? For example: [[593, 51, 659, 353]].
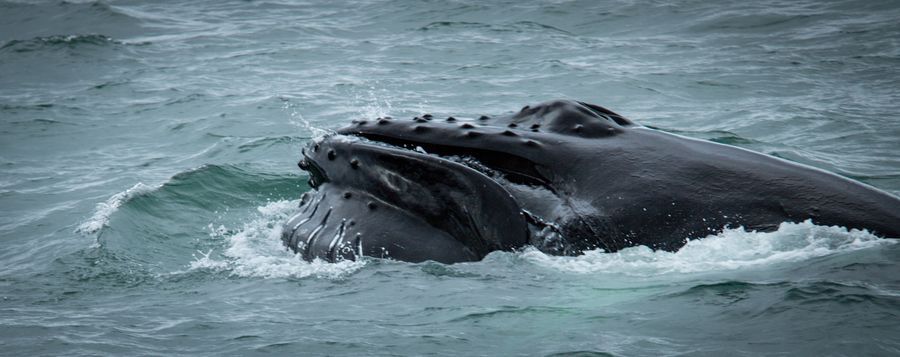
[[281, 100, 900, 263]]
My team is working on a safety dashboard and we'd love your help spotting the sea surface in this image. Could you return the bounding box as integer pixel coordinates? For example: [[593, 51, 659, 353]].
[[2, 0, 900, 355]]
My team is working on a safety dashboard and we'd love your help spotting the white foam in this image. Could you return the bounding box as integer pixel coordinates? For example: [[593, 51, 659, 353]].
[[191, 205, 893, 279], [516, 220, 894, 276], [76, 182, 157, 235], [189, 200, 365, 279]]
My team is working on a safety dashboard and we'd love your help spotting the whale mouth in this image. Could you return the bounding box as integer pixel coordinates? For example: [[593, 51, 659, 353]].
[[338, 129, 574, 243], [282, 123, 535, 263], [339, 132, 551, 190], [333, 117, 557, 191]]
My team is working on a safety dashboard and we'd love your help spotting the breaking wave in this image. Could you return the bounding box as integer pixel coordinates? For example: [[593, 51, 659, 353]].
[[75, 182, 157, 235]]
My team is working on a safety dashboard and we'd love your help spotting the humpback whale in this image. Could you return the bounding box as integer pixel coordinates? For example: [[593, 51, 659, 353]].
[[282, 100, 900, 263]]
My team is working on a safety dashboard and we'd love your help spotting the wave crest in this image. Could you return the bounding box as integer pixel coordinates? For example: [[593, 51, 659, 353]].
[[76, 182, 157, 235], [0, 34, 116, 53]]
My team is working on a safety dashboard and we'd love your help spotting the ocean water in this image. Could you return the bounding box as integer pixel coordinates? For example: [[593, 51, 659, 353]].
[[2, 0, 900, 355]]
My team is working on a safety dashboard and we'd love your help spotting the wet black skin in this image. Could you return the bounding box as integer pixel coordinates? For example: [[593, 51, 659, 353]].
[[282, 100, 900, 263]]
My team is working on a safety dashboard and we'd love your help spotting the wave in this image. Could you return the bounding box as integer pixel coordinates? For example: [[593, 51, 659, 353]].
[[418, 21, 490, 32], [417, 20, 573, 36], [75, 182, 157, 235], [0, 1, 144, 43], [689, 10, 819, 33], [513, 221, 893, 276], [75, 164, 303, 236], [0, 34, 117, 53]]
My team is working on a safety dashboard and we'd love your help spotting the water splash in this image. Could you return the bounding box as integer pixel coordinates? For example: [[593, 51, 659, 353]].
[[191, 203, 893, 280], [76, 182, 157, 235], [354, 84, 395, 120], [189, 200, 365, 279], [281, 98, 329, 138], [516, 220, 894, 276]]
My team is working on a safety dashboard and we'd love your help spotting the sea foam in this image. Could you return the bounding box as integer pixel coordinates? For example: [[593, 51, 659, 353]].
[[194, 197, 894, 280], [190, 200, 365, 279], [517, 220, 894, 276]]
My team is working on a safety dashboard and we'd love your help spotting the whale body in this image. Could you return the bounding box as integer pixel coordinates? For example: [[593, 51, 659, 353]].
[[281, 100, 900, 263]]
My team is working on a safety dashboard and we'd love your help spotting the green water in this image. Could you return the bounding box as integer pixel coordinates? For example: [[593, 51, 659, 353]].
[[2, 0, 899, 355]]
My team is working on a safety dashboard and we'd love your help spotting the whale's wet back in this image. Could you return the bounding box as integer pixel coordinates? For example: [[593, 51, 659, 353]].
[[283, 100, 900, 263]]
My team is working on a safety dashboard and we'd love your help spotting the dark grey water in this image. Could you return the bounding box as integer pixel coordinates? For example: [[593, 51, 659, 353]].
[[2, 0, 900, 355]]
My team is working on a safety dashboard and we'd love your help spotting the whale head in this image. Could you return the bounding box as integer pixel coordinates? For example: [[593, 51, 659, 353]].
[[281, 100, 634, 263]]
